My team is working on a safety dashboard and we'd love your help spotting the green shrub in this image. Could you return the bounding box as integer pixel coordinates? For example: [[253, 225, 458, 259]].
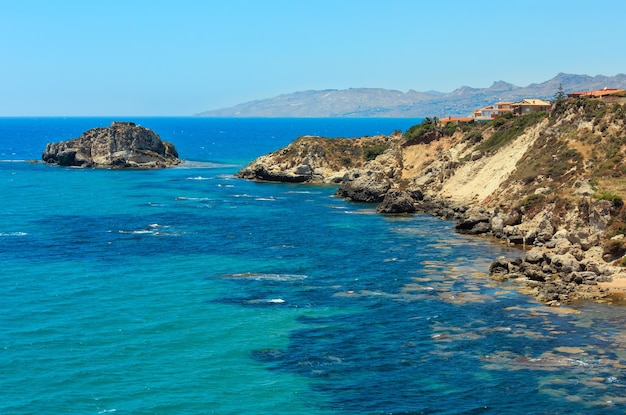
[[340, 156, 352, 167], [404, 118, 437, 141], [443, 122, 457, 136], [478, 111, 547, 152], [363, 144, 388, 161], [466, 129, 483, 143], [520, 194, 545, 211], [492, 112, 514, 128], [596, 192, 624, 208]]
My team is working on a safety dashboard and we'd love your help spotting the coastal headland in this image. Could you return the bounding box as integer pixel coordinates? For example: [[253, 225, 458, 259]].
[[42, 121, 180, 168], [237, 98, 626, 306]]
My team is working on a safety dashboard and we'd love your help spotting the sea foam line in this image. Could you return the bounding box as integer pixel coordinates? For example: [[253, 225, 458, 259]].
[[0, 231, 27, 236]]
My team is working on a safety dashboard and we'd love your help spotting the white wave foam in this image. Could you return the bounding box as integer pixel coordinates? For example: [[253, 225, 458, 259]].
[[344, 210, 376, 215], [222, 273, 307, 282], [186, 176, 212, 180], [0, 231, 27, 236], [176, 196, 210, 201], [245, 298, 286, 305], [119, 230, 152, 234], [148, 223, 169, 229]]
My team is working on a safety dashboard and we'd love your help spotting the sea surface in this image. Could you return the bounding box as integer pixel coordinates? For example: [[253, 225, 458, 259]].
[[1, 117, 626, 414]]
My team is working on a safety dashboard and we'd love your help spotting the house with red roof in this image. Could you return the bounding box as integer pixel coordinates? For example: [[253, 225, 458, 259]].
[[567, 88, 626, 98]]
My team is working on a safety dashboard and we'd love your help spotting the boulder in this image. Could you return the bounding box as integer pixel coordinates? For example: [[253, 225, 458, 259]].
[[376, 190, 417, 214], [42, 122, 180, 168], [237, 164, 311, 182], [455, 206, 492, 234], [549, 252, 581, 273], [524, 247, 545, 264], [335, 171, 391, 202], [489, 256, 511, 276]]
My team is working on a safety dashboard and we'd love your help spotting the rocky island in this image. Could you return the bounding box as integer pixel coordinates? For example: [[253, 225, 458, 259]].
[[42, 121, 180, 168], [237, 98, 626, 306]]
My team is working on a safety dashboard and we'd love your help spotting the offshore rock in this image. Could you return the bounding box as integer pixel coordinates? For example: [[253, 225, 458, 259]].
[[42, 122, 180, 168]]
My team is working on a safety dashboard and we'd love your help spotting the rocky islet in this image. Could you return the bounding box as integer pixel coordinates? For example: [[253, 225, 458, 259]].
[[42, 121, 180, 168]]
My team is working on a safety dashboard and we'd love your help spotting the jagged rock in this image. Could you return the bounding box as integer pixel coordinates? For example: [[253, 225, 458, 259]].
[[42, 122, 180, 168], [549, 252, 581, 273], [503, 210, 522, 226], [376, 190, 417, 214], [489, 256, 511, 276], [455, 206, 492, 234], [236, 164, 312, 182], [335, 172, 391, 202], [520, 262, 549, 282], [490, 215, 504, 238], [535, 217, 555, 243], [525, 247, 545, 264]]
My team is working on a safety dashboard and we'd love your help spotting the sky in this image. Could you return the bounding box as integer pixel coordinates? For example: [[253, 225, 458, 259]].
[[1, 0, 625, 116]]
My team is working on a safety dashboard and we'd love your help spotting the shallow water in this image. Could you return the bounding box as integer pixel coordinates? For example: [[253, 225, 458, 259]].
[[1, 118, 626, 414]]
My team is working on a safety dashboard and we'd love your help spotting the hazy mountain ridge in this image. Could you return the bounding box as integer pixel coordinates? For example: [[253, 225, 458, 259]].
[[197, 73, 626, 118]]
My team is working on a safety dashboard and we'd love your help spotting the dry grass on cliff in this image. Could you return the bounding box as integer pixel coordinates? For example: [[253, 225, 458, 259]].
[[401, 135, 459, 179]]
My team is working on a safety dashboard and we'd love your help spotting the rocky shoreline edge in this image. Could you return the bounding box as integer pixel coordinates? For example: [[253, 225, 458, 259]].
[[236, 123, 626, 306]]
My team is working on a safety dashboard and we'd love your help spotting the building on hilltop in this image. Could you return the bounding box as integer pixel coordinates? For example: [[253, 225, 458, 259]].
[[567, 88, 626, 104], [439, 116, 474, 124], [511, 99, 551, 115], [472, 102, 514, 121], [567, 88, 626, 99]]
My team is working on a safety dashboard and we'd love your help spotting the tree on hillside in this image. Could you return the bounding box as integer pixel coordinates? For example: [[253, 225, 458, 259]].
[[554, 83, 566, 101]]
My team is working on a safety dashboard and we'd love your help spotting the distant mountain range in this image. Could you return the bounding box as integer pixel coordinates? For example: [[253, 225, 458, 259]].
[[196, 73, 626, 118]]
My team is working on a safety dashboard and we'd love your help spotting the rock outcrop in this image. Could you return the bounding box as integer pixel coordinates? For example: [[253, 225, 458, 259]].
[[236, 99, 626, 305], [42, 122, 180, 168]]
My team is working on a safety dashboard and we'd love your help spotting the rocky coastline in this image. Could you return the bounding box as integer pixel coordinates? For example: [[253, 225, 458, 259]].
[[237, 100, 626, 306], [42, 121, 180, 168]]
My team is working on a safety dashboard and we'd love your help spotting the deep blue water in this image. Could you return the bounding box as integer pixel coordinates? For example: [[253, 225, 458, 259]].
[[1, 117, 626, 414]]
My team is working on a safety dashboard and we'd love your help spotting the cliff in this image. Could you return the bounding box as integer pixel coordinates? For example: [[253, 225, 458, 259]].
[[237, 98, 626, 306], [42, 121, 180, 168]]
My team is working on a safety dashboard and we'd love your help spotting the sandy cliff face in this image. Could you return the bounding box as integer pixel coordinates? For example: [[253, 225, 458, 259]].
[[237, 99, 626, 305]]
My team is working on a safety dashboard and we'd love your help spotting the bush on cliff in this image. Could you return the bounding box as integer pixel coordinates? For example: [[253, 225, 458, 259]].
[[363, 144, 389, 161], [403, 117, 459, 146], [477, 111, 547, 152]]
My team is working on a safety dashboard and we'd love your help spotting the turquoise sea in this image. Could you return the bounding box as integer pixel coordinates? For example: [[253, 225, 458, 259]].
[[2, 117, 626, 414]]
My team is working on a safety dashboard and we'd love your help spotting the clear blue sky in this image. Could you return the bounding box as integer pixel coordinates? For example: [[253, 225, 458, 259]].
[[1, 0, 625, 116]]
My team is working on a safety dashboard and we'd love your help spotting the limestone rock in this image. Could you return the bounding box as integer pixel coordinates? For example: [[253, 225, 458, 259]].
[[335, 172, 391, 203], [376, 190, 417, 214], [455, 206, 492, 235], [42, 122, 180, 168]]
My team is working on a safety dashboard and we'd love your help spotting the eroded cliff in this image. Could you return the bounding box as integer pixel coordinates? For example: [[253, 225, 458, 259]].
[[236, 99, 626, 305]]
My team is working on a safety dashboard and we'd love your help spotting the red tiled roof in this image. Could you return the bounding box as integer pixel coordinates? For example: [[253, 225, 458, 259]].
[[440, 116, 473, 123], [568, 89, 626, 98]]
